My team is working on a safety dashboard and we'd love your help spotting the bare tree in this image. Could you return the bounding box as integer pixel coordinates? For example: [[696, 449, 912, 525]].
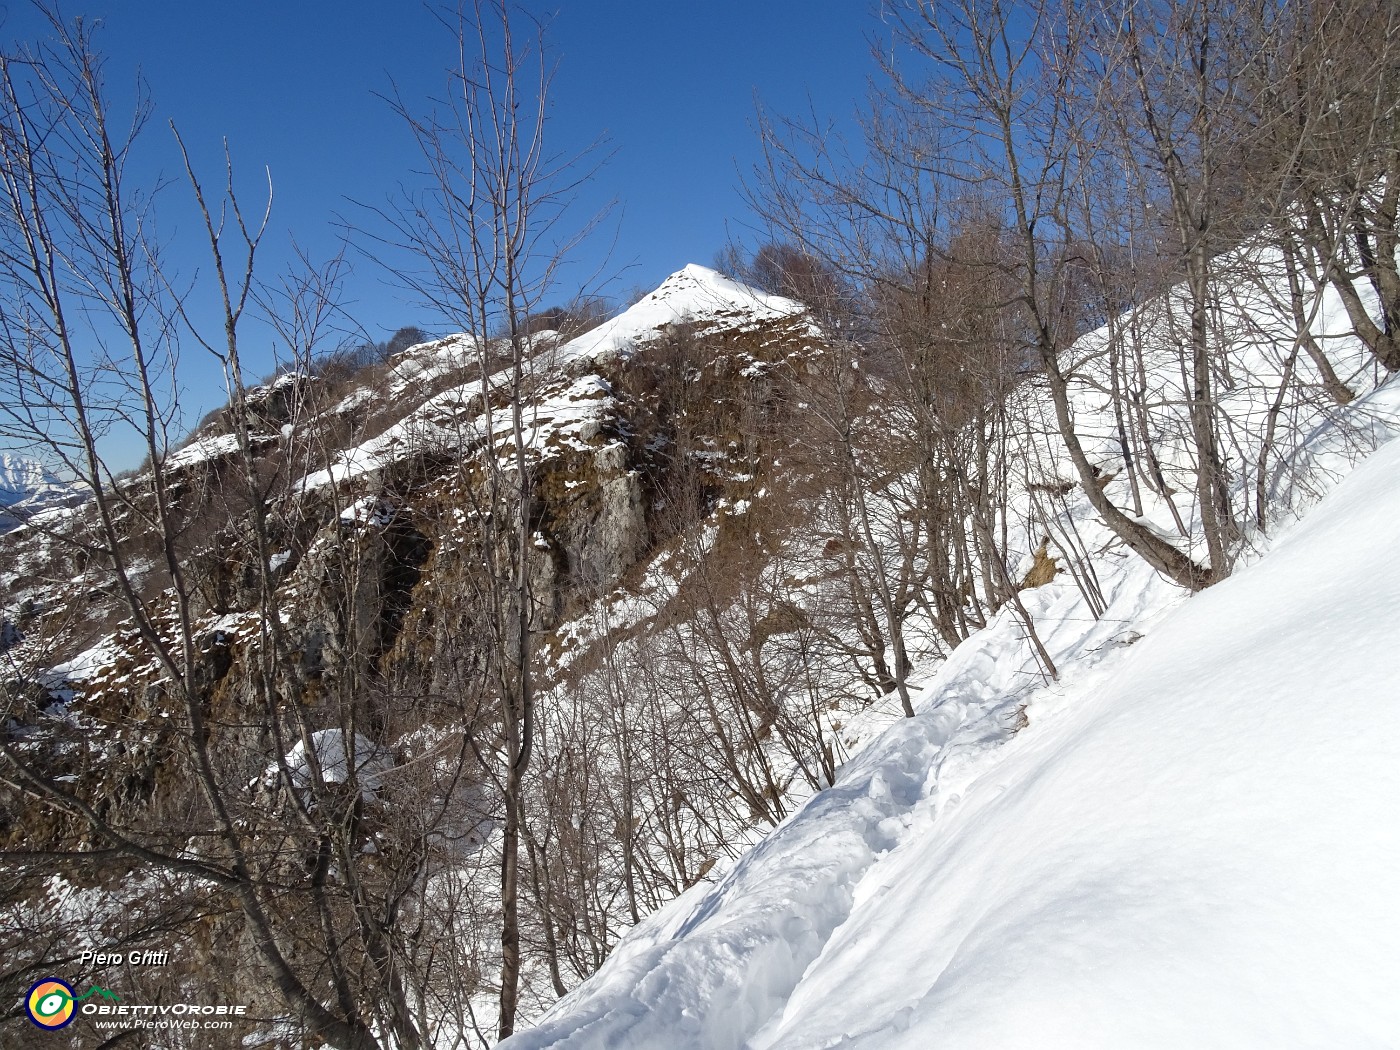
[[866, 0, 1229, 589], [362, 0, 606, 1037], [1268, 0, 1400, 374], [0, 11, 473, 1048]]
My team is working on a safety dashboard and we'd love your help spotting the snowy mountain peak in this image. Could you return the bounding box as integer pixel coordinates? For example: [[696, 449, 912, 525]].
[[643, 263, 806, 326], [0, 453, 88, 535], [557, 264, 810, 366]]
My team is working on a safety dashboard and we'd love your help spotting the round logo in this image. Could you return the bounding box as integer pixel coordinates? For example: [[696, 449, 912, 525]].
[[26, 978, 76, 1029]]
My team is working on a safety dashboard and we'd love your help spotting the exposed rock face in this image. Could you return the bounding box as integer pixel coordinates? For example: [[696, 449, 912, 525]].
[[1, 266, 813, 848], [538, 440, 648, 598], [289, 499, 433, 673]]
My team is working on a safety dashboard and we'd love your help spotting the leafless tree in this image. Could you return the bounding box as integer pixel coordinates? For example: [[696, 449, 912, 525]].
[[362, 0, 606, 1037], [865, 0, 1229, 589], [0, 10, 482, 1048]]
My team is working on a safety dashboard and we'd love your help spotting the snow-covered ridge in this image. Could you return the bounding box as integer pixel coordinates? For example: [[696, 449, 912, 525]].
[[0, 452, 89, 536], [163, 433, 245, 471], [295, 266, 806, 491], [296, 371, 616, 491], [138, 266, 804, 494]]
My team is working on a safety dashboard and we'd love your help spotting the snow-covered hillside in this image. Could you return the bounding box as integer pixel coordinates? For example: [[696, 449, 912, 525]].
[[9, 241, 1398, 1049], [501, 374, 1400, 1047]]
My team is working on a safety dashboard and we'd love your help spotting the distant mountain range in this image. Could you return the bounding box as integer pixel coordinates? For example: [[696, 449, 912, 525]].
[[0, 452, 87, 532], [0, 452, 64, 505]]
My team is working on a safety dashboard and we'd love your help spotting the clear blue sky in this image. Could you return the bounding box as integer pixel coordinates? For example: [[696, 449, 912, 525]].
[[1, 1, 884, 467]]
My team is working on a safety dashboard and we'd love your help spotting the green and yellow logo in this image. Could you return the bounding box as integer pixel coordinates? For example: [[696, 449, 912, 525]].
[[25, 979, 76, 1029], [24, 979, 120, 1029]]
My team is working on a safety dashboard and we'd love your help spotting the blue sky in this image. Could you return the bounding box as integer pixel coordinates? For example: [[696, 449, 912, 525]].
[[1, 1, 882, 466]]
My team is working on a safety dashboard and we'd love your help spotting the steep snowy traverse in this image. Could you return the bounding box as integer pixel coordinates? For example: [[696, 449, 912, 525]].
[[502, 384, 1400, 1049]]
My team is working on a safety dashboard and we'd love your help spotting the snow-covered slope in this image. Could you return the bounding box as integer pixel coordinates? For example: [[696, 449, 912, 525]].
[[502, 380, 1400, 1048]]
